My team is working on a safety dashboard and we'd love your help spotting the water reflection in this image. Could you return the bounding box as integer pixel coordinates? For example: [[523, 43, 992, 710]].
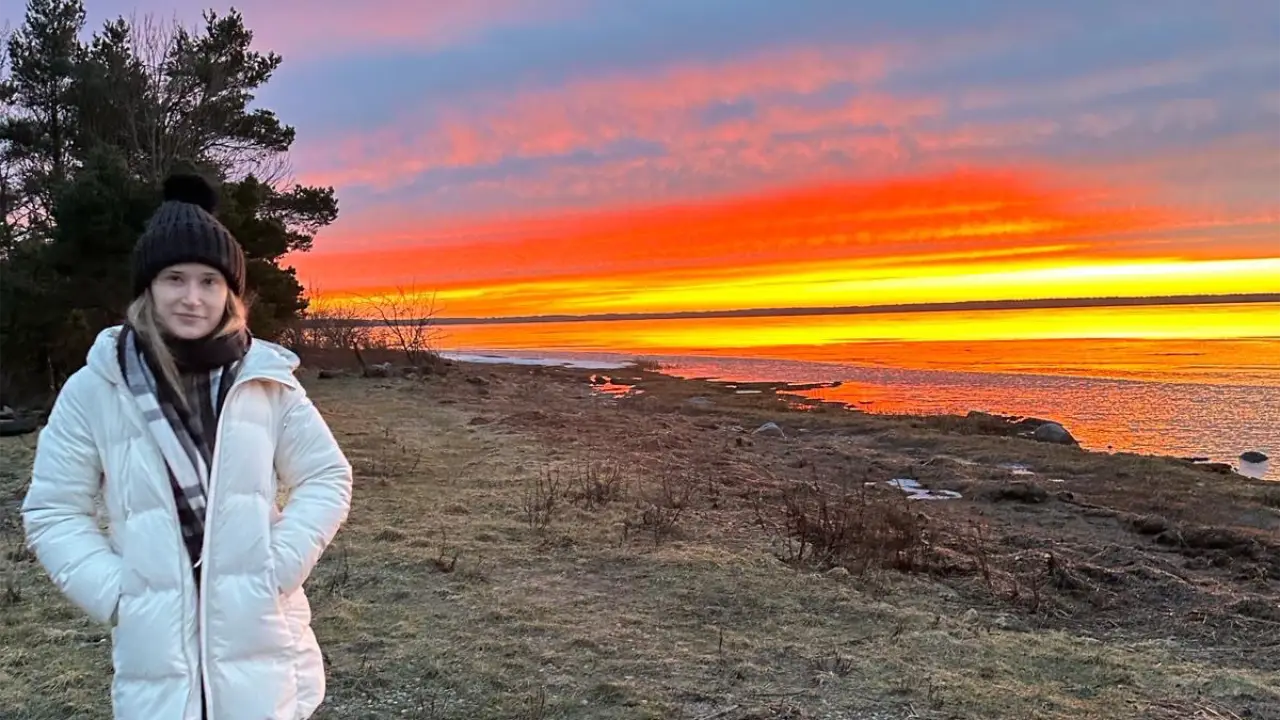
[[424, 302, 1280, 480], [655, 356, 1279, 481]]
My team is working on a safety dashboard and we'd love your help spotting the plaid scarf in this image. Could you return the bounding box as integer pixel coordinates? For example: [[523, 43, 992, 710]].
[[118, 327, 240, 570]]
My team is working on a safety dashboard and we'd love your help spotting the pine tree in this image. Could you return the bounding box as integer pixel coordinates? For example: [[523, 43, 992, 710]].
[[0, 2, 339, 403]]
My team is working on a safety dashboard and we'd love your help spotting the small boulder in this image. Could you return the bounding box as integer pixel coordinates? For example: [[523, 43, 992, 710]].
[[1129, 515, 1169, 535], [363, 362, 393, 378], [0, 405, 14, 420], [753, 421, 786, 439], [317, 369, 342, 380], [400, 365, 425, 378], [0, 416, 40, 438], [984, 481, 1049, 504], [1241, 451, 1269, 464], [1198, 462, 1235, 475], [1032, 422, 1077, 445]]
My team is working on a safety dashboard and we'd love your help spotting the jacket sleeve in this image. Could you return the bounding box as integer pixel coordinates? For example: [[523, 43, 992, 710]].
[[270, 386, 353, 596], [21, 372, 123, 625]]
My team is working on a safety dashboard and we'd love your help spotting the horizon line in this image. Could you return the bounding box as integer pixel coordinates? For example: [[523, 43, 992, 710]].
[[316, 292, 1280, 327]]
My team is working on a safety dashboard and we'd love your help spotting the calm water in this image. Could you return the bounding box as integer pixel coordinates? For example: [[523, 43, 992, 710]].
[[428, 303, 1280, 479]]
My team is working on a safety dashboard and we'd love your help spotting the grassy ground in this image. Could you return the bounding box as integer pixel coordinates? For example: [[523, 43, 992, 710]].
[[2, 359, 1278, 719]]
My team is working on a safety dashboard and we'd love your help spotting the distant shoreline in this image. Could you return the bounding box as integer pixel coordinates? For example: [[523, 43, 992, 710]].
[[317, 293, 1280, 327]]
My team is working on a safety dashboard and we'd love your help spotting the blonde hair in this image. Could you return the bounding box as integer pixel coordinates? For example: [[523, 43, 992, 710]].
[[126, 290, 249, 403]]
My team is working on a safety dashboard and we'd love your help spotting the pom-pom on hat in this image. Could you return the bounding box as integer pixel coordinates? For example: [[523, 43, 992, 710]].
[[132, 171, 246, 298]]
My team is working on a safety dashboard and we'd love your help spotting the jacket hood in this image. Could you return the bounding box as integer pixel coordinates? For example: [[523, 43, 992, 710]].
[[85, 325, 300, 389]]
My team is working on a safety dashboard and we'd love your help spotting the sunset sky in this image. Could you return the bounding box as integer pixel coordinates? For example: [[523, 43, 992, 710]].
[[90, 0, 1280, 320]]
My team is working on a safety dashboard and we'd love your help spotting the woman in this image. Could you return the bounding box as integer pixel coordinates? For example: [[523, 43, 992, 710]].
[[21, 172, 354, 719]]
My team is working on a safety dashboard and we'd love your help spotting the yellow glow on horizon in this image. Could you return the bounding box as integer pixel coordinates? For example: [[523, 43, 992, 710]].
[[430, 302, 1280, 356], [288, 166, 1279, 331], [314, 256, 1280, 320]]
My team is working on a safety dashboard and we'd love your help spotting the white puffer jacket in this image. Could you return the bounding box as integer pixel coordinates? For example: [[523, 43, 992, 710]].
[[21, 325, 353, 720]]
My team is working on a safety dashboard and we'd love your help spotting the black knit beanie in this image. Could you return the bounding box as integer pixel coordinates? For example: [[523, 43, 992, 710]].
[[132, 172, 247, 298]]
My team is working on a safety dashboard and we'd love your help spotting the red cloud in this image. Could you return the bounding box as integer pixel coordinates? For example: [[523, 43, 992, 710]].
[[296, 44, 913, 190], [287, 168, 1183, 305]]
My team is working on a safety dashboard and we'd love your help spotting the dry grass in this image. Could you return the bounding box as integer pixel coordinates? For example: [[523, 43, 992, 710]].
[[1, 368, 1278, 719]]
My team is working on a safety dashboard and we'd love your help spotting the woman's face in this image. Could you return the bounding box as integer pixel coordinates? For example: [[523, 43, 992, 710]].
[[150, 263, 229, 340]]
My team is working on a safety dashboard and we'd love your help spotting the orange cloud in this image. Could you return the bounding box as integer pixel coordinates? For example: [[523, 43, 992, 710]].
[[281, 167, 1280, 319]]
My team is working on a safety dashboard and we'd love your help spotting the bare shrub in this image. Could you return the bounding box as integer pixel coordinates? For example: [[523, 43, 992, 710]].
[[522, 468, 562, 531], [322, 543, 352, 597], [431, 529, 459, 573], [356, 422, 423, 485], [517, 686, 549, 720], [755, 467, 933, 575], [303, 287, 379, 372], [623, 464, 698, 547], [356, 284, 442, 367], [3, 563, 20, 606], [626, 503, 681, 547], [567, 460, 626, 510]]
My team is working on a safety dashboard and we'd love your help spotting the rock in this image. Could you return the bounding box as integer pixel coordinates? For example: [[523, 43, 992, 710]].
[[363, 362, 393, 378], [1241, 451, 1269, 464], [465, 375, 489, 386], [983, 482, 1049, 504], [0, 405, 14, 420], [824, 566, 850, 579], [1032, 422, 1077, 445], [1129, 515, 1169, 535], [0, 416, 40, 438], [753, 421, 786, 439], [317, 369, 342, 379], [684, 396, 714, 409], [1197, 462, 1235, 475], [992, 614, 1029, 632], [962, 608, 980, 624]]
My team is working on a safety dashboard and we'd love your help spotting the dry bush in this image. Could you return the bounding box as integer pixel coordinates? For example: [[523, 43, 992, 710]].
[[1, 525, 29, 606], [623, 463, 698, 547], [302, 287, 381, 372], [320, 543, 352, 597], [522, 468, 562, 531], [429, 529, 460, 574], [356, 423, 423, 485], [755, 468, 933, 575], [566, 460, 627, 510], [356, 284, 442, 367]]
